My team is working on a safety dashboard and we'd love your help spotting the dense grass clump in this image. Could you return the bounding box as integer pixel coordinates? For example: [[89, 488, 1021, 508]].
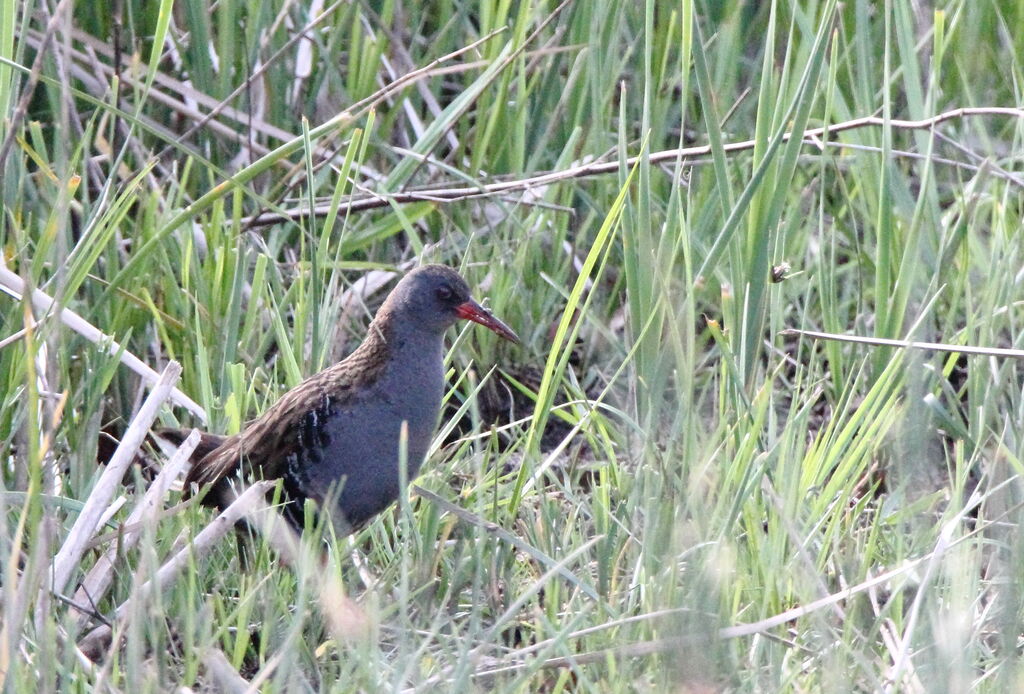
[[3, 0, 1024, 690]]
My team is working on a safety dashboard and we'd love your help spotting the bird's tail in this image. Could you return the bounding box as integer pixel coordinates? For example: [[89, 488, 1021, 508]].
[[152, 428, 227, 464]]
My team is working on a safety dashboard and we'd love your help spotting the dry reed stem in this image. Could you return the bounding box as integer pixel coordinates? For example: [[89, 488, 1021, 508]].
[[49, 362, 182, 598], [77, 481, 275, 661], [72, 429, 200, 624], [0, 265, 205, 420]]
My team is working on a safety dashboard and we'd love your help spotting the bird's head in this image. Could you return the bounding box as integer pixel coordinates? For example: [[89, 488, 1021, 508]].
[[381, 264, 520, 343]]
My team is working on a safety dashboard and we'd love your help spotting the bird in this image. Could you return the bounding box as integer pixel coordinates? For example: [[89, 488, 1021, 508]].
[[164, 264, 519, 535]]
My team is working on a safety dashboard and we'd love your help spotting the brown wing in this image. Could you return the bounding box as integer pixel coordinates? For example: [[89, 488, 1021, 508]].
[[182, 335, 388, 501]]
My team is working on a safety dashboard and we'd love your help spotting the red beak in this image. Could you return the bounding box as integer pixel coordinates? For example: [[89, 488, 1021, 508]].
[[455, 300, 520, 344]]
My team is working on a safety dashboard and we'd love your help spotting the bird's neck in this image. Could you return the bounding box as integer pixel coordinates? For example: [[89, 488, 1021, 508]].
[[355, 312, 446, 380], [355, 314, 446, 436]]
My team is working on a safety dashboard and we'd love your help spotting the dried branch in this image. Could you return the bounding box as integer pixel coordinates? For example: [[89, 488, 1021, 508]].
[[48, 362, 183, 597], [781, 328, 1024, 360], [77, 481, 275, 661], [0, 264, 206, 421], [72, 430, 200, 624], [240, 106, 1024, 227]]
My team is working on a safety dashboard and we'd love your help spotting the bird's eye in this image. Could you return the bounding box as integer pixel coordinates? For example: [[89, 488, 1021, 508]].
[[435, 285, 453, 301]]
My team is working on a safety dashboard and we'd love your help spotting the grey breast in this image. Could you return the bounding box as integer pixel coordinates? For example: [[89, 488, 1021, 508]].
[[307, 344, 445, 528]]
